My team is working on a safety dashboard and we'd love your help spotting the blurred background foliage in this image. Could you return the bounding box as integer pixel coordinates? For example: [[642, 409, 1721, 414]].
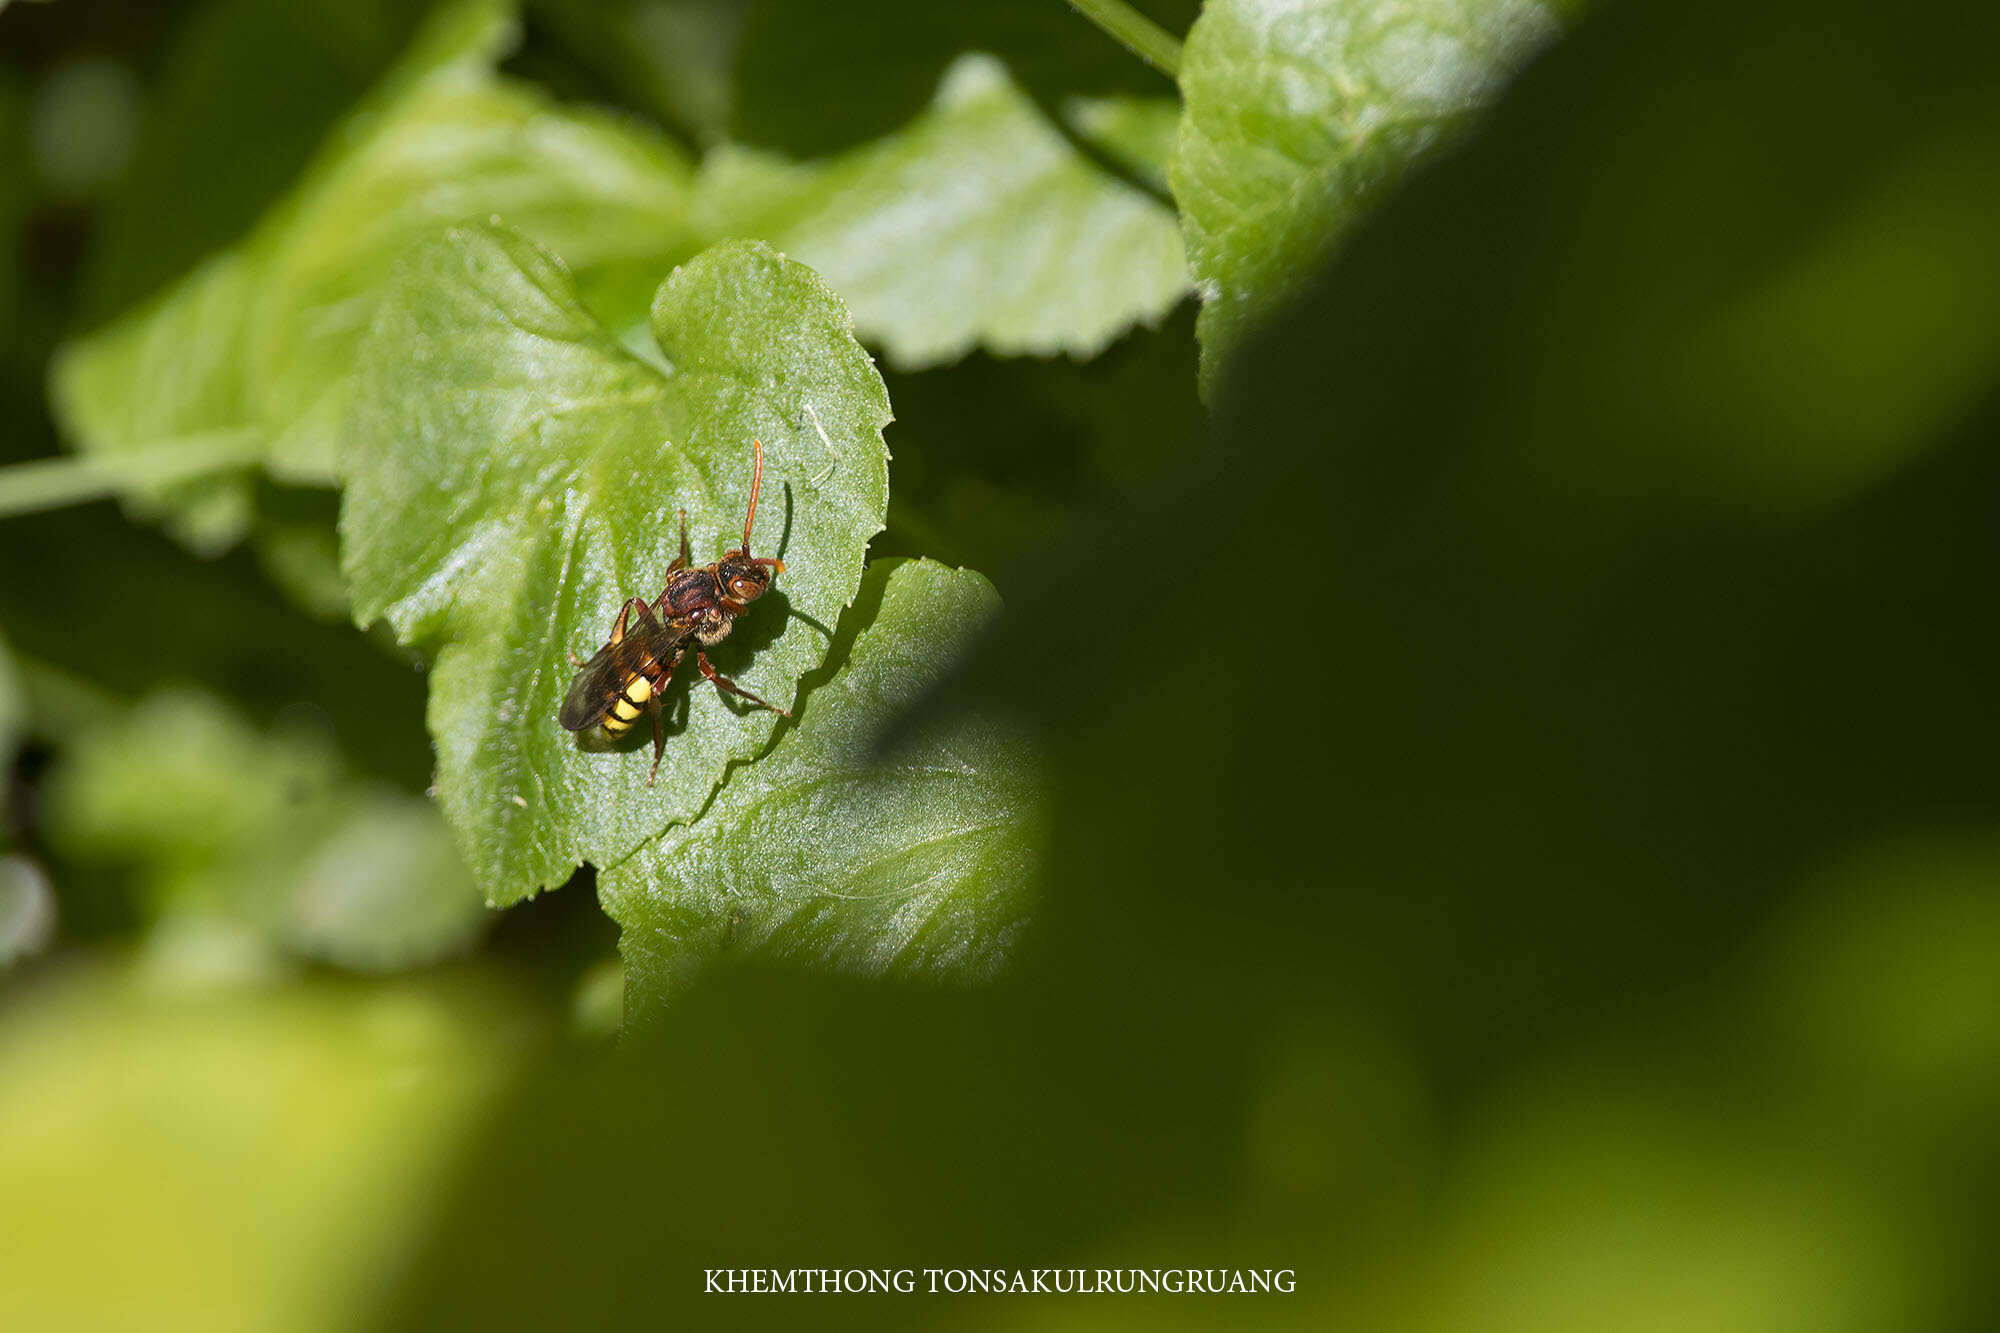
[[3, 0, 1999, 1330]]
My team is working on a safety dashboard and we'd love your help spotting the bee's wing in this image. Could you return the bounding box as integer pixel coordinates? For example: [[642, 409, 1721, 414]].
[[558, 645, 621, 731]]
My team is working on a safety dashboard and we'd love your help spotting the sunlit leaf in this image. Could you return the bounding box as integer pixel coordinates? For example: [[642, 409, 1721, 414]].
[[342, 224, 891, 907], [602, 559, 1042, 1009], [694, 54, 1188, 370], [1173, 0, 1559, 387]]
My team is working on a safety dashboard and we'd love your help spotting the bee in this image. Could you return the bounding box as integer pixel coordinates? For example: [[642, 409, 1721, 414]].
[[558, 440, 790, 784]]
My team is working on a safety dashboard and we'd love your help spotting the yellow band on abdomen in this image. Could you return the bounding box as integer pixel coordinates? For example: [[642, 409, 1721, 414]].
[[602, 672, 653, 737]]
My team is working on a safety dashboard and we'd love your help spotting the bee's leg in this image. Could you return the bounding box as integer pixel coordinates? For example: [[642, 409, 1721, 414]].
[[664, 508, 691, 574], [633, 599, 662, 631], [696, 651, 791, 716], [608, 597, 641, 645]]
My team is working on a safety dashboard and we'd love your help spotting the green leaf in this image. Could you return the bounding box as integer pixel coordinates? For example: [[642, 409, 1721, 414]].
[[48, 0, 694, 549], [601, 559, 1042, 1008], [342, 224, 891, 908], [1173, 0, 1559, 387], [693, 54, 1189, 370], [46, 256, 264, 551], [43, 688, 488, 971]]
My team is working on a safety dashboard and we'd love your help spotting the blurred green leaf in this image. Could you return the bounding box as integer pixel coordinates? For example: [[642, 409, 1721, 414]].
[[1415, 1082, 1932, 1333], [342, 224, 890, 908], [694, 54, 1188, 369], [570, 955, 625, 1038], [27, 57, 142, 202], [48, 0, 695, 551], [1173, 0, 1559, 386], [44, 689, 488, 971], [251, 507, 353, 623], [1770, 834, 2000, 1127], [45, 255, 263, 551], [603, 559, 1042, 1008], [0, 503, 438, 795], [0, 623, 35, 966], [0, 856, 55, 968], [288, 790, 496, 970], [1063, 87, 1180, 192], [0, 964, 537, 1333]]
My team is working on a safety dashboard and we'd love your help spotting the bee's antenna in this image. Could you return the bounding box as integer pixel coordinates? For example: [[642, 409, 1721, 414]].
[[735, 439, 784, 572], [741, 439, 764, 554]]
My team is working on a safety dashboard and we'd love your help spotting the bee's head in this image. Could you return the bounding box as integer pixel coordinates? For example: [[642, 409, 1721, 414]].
[[717, 550, 782, 606]]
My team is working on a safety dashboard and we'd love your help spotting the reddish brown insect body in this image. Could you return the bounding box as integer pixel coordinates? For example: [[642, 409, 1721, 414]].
[[558, 441, 789, 784]]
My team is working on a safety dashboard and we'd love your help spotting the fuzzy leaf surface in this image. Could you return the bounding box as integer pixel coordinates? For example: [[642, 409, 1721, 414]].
[[342, 224, 890, 906], [1173, 0, 1559, 386], [602, 560, 1042, 1010], [694, 54, 1188, 370]]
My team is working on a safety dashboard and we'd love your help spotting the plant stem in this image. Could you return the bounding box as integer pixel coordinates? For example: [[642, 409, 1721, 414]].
[[1066, 0, 1183, 79], [0, 428, 266, 518]]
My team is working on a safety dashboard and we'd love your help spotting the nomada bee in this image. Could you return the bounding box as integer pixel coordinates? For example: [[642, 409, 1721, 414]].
[[558, 440, 788, 784]]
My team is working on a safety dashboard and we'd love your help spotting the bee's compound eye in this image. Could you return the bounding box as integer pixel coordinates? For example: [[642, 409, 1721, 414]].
[[730, 577, 759, 600]]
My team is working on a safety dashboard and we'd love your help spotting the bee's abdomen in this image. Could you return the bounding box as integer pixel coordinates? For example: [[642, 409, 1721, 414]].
[[600, 672, 654, 737]]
